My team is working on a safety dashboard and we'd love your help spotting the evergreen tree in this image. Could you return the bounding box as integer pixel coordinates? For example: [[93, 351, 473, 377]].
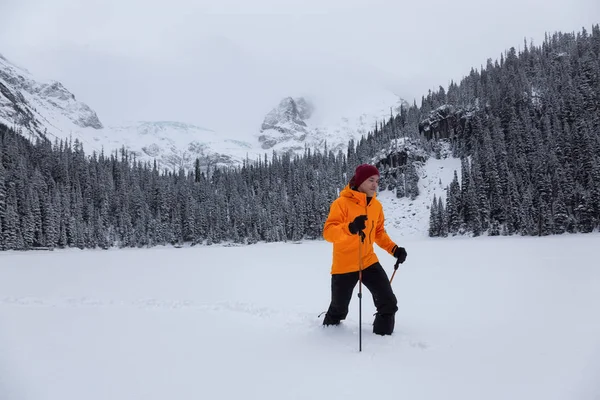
[[437, 196, 448, 237], [428, 194, 439, 237], [446, 171, 462, 234]]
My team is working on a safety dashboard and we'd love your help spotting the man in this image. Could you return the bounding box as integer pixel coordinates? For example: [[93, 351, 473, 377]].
[[322, 164, 407, 335]]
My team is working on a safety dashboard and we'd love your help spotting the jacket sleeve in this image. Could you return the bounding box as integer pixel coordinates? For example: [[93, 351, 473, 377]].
[[374, 208, 397, 255], [323, 199, 353, 243]]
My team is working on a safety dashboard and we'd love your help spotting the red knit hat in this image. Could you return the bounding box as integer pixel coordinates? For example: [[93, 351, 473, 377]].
[[349, 164, 379, 189]]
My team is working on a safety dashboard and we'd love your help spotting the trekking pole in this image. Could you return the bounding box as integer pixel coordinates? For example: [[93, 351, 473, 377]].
[[358, 230, 365, 352], [390, 258, 401, 284]]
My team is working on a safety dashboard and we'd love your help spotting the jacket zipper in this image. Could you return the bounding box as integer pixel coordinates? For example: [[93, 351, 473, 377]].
[[365, 203, 374, 245]]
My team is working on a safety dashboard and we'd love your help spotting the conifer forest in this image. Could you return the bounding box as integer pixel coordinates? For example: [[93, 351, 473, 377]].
[[0, 26, 599, 250]]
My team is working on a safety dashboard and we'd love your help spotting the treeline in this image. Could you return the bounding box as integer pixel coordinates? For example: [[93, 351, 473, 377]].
[[0, 120, 422, 250]]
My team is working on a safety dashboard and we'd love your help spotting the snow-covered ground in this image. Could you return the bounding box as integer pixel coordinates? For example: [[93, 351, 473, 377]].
[[1, 230, 599, 400]]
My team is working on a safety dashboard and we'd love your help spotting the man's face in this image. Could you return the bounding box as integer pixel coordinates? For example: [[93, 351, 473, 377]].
[[358, 175, 379, 197]]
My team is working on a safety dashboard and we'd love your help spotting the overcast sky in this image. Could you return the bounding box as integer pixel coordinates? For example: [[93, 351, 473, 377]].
[[0, 0, 598, 135]]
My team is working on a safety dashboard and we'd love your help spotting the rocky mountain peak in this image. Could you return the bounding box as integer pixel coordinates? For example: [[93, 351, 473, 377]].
[[258, 97, 314, 150], [256, 91, 404, 154], [260, 97, 313, 132], [0, 53, 103, 138]]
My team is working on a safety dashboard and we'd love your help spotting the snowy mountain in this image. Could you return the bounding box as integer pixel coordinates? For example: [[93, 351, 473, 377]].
[[0, 54, 102, 139], [0, 53, 260, 170], [1, 53, 406, 171], [91, 121, 259, 170], [258, 97, 313, 149], [258, 93, 407, 154]]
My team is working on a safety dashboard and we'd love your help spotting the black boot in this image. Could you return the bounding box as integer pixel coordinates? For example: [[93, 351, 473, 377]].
[[373, 313, 395, 335], [322, 313, 341, 326]]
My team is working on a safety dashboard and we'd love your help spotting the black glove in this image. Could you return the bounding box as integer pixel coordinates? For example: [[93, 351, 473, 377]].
[[348, 215, 368, 235], [393, 246, 407, 264]]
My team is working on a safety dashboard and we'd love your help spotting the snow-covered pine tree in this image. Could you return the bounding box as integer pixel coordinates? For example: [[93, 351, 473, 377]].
[[428, 194, 439, 237]]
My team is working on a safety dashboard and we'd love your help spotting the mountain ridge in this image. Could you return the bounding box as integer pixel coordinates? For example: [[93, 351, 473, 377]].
[[1, 52, 405, 171]]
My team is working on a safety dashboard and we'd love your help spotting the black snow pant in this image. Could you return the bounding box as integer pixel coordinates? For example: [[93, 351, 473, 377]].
[[323, 262, 398, 335]]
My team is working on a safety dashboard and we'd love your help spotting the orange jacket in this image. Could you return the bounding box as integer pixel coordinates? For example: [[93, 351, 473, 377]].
[[323, 185, 398, 274]]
